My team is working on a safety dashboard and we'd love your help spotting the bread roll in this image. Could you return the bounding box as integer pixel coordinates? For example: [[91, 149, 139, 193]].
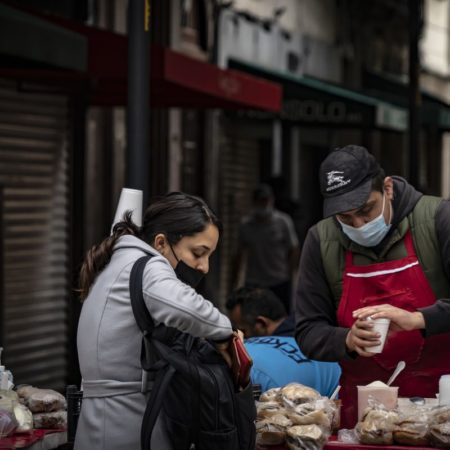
[[280, 383, 320, 406], [257, 401, 284, 419], [286, 424, 325, 450], [356, 408, 398, 445], [260, 387, 281, 402], [432, 406, 450, 424], [393, 415, 430, 446], [286, 402, 331, 428], [256, 414, 292, 446], [430, 422, 450, 448]]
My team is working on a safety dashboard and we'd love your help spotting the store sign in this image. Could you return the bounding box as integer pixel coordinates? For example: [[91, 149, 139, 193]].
[[234, 99, 363, 125], [375, 103, 407, 131], [281, 99, 363, 124]]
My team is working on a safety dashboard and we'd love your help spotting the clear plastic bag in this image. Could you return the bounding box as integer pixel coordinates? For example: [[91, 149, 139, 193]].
[[0, 410, 17, 438], [17, 385, 66, 413], [256, 400, 286, 419], [355, 403, 399, 445], [393, 406, 432, 446], [259, 387, 281, 403], [13, 403, 33, 433], [429, 422, 450, 448], [33, 410, 67, 429], [279, 383, 321, 407], [285, 397, 336, 433], [337, 428, 359, 444], [256, 414, 292, 446], [285, 424, 328, 450]]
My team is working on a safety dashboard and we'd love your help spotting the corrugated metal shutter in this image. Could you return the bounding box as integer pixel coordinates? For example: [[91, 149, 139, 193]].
[[217, 131, 260, 304], [0, 79, 69, 391]]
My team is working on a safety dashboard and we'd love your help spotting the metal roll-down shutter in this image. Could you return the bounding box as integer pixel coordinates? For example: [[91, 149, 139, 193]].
[[0, 79, 70, 391]]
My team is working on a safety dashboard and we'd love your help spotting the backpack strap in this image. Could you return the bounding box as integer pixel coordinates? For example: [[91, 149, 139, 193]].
[[129, 255, 177, 450], [129, 255, 156, 333]]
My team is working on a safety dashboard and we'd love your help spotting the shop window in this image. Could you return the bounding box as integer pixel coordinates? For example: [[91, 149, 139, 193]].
[[180, 0, 209, 59]]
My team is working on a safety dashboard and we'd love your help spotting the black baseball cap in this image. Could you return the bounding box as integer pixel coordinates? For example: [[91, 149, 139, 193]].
[[319, 146, 381, 218]]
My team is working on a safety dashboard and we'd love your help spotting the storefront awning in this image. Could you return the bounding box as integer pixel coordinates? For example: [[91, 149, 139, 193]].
[[90, 44, 282, 111], [229, 60, 407, 131], [362, 70, 450, 130], [0, 5, 281, 112]]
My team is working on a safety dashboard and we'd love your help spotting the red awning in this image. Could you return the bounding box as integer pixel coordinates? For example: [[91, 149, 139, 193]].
[[0, 7, 281, 112]]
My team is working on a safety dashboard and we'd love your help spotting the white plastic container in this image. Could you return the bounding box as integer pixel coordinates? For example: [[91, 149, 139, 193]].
[[439, 374, 450, 405]]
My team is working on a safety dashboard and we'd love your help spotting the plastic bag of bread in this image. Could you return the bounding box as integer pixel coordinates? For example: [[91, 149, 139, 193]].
[[256, 414, 292, 446], [286, 424, 327, 450], [256, 400, 286, 419], [355, 406, 399, 445], [0, 409, 17, 438], [13, 403, 33, 433], [285, 398, 336, 431], [16, 385, 66, 413], [0, 389, 19, 403], [259, 387, 281, 403], [393, 407, 431, 446], [0, 397, 17, 437], [430, 422, 450, 448], [431, 406, 450, 424], [279, 383, 320, 408], [33, 410, 67, 429]]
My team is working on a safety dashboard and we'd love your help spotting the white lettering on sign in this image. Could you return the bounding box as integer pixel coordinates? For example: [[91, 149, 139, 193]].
[[218, 75, 241, 96], [281, 100, 363, 124]]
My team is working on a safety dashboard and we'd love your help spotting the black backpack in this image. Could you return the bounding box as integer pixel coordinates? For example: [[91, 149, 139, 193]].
[[129, 255, 257, 450]]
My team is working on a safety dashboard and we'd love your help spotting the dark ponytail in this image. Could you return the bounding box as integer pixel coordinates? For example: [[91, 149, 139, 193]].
[[78, 211, 140, 300]]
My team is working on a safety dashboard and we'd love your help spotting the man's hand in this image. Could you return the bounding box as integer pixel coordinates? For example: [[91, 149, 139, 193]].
[[345, 318, 380, 357], [352, 304, 425, 332]]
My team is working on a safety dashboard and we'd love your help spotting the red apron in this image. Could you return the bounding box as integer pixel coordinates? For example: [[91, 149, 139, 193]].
[[337, 230, 450, 428]]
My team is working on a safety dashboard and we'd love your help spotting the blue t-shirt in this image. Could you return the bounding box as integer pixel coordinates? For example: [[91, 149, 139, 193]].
[[245, 336, 341, 397]]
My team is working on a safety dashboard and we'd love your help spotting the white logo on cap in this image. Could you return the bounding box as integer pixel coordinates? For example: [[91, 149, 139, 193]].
[[326, 171, 351, 191]]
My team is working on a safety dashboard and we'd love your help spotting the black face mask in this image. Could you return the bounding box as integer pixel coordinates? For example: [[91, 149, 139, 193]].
[[170, 243, 205, 289], [174, 260, 205, 289]]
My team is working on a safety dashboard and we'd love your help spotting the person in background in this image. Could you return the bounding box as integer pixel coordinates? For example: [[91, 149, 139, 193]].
[[234, 184, 300, 313], [75, 192, 233, 450], [294, 145, 450, 428], [227, 287, 341, 396]]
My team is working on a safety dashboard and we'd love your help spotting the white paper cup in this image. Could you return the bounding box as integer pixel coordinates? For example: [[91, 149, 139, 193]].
[[111, 188, 143, 232], [439, 375, 450, 405], [365, 318, 390, 353]]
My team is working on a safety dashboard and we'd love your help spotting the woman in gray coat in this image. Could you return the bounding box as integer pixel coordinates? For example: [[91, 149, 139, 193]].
[[74, 192, 233, 450]]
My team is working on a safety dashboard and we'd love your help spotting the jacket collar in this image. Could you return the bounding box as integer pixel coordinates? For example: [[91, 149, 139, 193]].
[[113, 235, 161, 256]]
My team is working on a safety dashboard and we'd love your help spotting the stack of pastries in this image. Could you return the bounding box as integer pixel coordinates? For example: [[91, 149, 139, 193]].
[[256, 383, 337, 450]]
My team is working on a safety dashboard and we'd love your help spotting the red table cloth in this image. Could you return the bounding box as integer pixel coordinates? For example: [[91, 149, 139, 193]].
[[0, 429, 65, 450]]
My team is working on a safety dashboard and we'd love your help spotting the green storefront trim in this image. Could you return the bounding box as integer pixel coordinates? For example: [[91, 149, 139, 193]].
[[0, 3, 87, 71], [229, 59, 407, 131]]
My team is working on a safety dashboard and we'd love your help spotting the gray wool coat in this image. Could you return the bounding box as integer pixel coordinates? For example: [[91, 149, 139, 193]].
[[74, 235, 232, 450]]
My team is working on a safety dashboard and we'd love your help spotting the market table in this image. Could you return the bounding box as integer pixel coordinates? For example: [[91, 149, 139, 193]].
[[256, 436, 436, 450], [0, 430, 67, 450]]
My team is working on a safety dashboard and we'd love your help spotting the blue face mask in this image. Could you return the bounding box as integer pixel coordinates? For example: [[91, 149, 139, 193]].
[[338, 194, 392, 247]]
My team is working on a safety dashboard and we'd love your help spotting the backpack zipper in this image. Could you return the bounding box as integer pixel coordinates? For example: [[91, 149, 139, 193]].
[[203, 365, 219, 430], [224, 366, 242, 446]]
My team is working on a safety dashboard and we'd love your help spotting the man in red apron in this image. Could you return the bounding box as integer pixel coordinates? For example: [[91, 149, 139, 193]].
[[294, 145, 450, 428]]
